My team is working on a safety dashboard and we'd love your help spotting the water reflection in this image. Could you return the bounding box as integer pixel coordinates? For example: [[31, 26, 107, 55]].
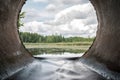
[[6, 59, 106, 80], [27, 48, 84, 55], [27, 48, 65, 55], [27, 48, 84, 59]]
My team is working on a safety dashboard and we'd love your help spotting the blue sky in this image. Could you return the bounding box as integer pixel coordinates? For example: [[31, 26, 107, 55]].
[[20, 0, 97, 37]]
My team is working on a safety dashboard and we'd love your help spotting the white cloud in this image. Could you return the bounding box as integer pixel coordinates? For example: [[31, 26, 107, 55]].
[[60, 0, 89, 5], [45, 4, 57, 12], [55, 3, 94, 22], [32, 0, 48, 3], [21, 0, 97, 38], [46, 3, 97, 26], [20, 21, 52, 35], [32, 0, 89, 4], [22, 8, 54, 22], [22, 8, 40, 22], [20, 19, 97, 38]]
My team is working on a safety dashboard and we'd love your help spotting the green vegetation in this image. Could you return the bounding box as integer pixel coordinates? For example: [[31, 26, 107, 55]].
[[20, 32, 94, 43], [18, 12, 25, 29], [27, 48, 86, 55], [24, 42, 92, 55], [20, 32, 94, 55], [18, 11, 94, 55]]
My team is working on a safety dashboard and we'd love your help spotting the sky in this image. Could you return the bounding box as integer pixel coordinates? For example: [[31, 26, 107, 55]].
[[20, 0, 98, 38]]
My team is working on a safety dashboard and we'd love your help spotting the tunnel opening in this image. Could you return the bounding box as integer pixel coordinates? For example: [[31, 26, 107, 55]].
[[18, 0, 98, 59], [0, 0, 120, 80]]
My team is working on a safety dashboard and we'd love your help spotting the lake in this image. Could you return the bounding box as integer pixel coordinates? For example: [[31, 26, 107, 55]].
[[27, 48, 84, 59]]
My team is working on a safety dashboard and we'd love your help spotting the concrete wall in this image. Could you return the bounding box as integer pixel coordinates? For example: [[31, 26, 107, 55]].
[[84, 0, 120, 72], [0, 0, 120, 79], [0, 0, 33, 79]]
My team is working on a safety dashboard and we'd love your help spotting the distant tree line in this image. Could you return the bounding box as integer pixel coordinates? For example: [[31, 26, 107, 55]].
[[19, 32, 94, 43]]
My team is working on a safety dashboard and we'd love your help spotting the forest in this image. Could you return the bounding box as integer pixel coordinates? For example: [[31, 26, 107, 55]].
[[19, 32, 94, 43]]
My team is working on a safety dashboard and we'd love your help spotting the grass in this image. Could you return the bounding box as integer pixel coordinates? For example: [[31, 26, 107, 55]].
[[24, 42, 93, 55]]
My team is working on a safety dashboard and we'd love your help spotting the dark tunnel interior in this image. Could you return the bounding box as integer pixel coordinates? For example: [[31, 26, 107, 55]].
[[0, 0, 120, 80]]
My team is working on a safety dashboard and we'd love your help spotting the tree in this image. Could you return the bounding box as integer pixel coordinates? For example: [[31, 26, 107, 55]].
[[18, 12, 25, 29]]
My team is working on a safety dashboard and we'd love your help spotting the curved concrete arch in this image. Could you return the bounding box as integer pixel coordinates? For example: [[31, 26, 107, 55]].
[[0, 0, 33, 79], [0, 0, 120, 79], [83, 0, 120, 72]]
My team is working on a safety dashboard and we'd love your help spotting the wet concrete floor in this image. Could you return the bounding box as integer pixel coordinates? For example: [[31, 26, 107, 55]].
[[6, 58, 106, 80]]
